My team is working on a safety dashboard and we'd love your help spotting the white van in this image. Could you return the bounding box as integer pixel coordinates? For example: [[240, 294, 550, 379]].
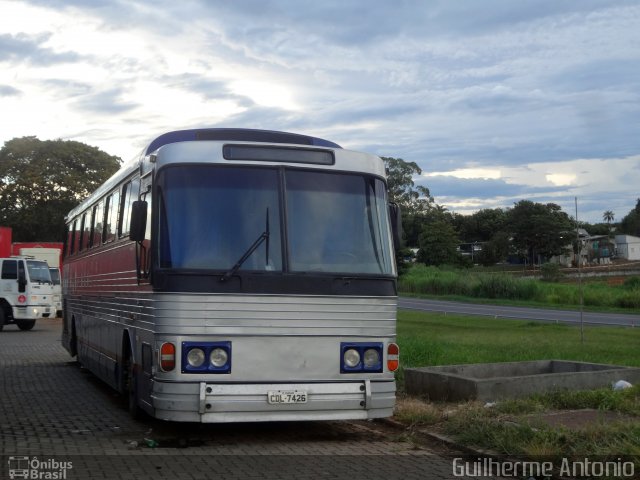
[[0, 257, 54, 331]]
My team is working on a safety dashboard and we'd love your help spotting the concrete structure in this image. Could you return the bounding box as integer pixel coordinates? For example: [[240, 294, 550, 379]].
[[405, 360, 640, 402], [616, 234, 640, 261]]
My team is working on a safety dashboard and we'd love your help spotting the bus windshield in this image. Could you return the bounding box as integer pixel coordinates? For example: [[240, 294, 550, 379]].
[[26, 260, 53, 284], [158, 165, 394, 276]]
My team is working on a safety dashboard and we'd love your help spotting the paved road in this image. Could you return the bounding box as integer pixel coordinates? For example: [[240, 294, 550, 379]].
[[399, 297, 640, 327], [0, 318, 478, 480]]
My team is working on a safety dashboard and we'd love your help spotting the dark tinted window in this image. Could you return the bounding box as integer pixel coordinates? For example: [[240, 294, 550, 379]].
[[120, 178, 140, 238], [158, 166, 282, 271], [1, 260, 17, 280]]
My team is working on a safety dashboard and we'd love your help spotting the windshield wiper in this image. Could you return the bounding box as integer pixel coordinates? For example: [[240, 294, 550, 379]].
[[220, 208, 270, 282]]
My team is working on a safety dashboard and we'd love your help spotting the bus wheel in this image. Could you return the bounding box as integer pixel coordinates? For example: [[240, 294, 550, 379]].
[[124, 354, 142, 419], [69, 320, 78, 357], [0, 308, 5, 331], [17, 320, 36, 331]]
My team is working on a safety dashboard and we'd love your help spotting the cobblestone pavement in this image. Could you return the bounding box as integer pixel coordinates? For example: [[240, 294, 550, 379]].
[[1, 318, 476, 480]]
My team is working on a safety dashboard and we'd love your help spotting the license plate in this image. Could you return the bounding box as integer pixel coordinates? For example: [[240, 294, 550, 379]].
[[267, 390, 308, 404]]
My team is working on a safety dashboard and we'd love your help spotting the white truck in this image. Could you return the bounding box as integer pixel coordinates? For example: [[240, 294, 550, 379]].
[[0, 257, 54, 331], [15, 247, 62, 318]]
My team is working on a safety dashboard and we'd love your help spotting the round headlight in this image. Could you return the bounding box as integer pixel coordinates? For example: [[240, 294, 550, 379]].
[[343, 348, 361, 368], [187, 348, 205, 367], [210, 348, 228, 367], [363, 348, 380, 367]]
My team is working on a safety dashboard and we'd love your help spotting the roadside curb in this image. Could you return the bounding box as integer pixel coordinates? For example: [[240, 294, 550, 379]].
[[380, 417, 498, 456]]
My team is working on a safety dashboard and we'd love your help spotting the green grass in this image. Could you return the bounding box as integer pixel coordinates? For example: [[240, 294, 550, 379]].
[[394, 311, 640, 466], [399, 264, 640, 311], [397, 310, 640, 376], [442, 400, 640, 464]]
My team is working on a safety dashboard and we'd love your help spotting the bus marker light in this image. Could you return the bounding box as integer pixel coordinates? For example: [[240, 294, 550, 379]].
[[387, 343, 399, 372], [160, 343, 176, 371]]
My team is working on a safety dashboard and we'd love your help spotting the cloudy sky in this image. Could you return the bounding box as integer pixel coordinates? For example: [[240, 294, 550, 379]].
[[1, 0, 639, 223]]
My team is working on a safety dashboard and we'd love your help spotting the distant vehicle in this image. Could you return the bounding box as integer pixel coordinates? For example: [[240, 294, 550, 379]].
[[62, 128, 400, 422], [13, 246, 63, 318], [48, 266, 62, 317], [0, 257, 53, 331]]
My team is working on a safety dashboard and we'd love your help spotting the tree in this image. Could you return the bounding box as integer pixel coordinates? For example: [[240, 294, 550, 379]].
[[382, 157, 433, 215], [602, 210, 615, 225], [619, 200, 640, 236], [415, 206, 463, 266], [455, 208, 508, 243], [507, 200, 573, 264], [0, 136, 121, 241], [477, 231, 510, 266]]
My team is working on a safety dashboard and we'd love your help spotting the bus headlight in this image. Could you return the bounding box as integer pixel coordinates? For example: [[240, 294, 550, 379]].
[[340, 343, 383, 373], [343, 349, 361, 368], [181, 341, 232, 373], [363, 348, 381, 368], [187, 348, 205, 367], [210, 348, 228, 367]]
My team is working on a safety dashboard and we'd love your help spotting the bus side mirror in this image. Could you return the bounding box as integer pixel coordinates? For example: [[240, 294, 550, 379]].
[[129, 200, 148, 242], [388, 202, 402, 251]]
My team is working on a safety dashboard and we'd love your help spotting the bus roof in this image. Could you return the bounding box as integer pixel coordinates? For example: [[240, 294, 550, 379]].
[[66, 128, 346, 222], [145, 128, 342, 155]]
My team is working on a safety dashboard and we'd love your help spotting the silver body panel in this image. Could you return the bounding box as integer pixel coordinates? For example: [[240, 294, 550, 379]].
[[66, 292, 397, 421]]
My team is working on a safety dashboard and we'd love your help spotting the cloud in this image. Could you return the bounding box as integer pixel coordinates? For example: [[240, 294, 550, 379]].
[[72, 87, 139, 114], [0, 33, 81, 65], [0, 84, 21, 96], [1, 0, 639, 223]]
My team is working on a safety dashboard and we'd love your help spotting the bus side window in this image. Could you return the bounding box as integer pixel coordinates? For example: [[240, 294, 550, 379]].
[[118, 183, 129, 238], [105, 192, 119, 243], [92, 201, 104, 247], [1, 259, 17, 280], [89, 206, 96, 248], [71, 219, 79, 255], [65, 222, 74, 257], [120, 178, 140, 238], [79, 212, 88, 251]]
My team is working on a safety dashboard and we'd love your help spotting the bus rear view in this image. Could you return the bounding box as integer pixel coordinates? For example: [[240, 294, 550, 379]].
[[62, 128, 400, 422]]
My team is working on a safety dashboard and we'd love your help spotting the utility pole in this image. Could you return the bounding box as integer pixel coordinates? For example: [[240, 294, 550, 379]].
[[575, 197, 584, 344]]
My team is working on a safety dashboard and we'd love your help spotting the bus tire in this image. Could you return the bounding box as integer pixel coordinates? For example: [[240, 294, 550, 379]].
[[17, 320, 36, 331], [124, 351, 142, 419], [0, 306, 6, 331], [69, 320, 78, 357]]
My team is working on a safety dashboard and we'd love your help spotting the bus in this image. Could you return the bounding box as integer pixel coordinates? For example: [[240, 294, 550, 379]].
[[61, 128, 400, 422]]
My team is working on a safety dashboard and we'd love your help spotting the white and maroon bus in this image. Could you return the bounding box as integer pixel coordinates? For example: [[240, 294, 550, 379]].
[[62, 128, 400, 422]]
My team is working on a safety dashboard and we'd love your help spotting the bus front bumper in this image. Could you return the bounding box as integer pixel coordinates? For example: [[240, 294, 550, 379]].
[[150, 379, 396, 423]]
